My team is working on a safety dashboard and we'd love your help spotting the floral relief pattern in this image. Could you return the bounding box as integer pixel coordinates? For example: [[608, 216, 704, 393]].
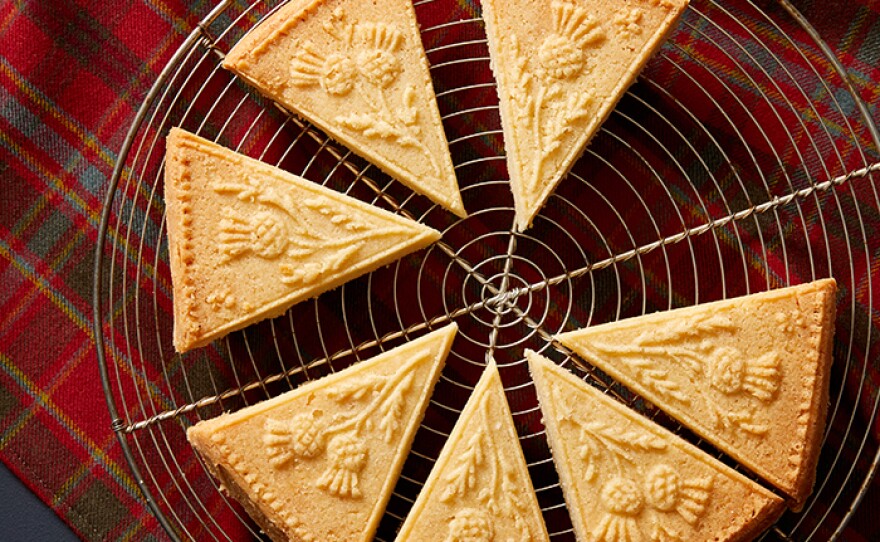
[[507, 0, 605, 200], [265, 411, 326, 467], [218, 210, 289, 261], [577, 312, 782, 438], [648, 0, 679, 10], [205, 286, 236, 312], [291, 44, 358, 96], [613, 7, 645, 40], [212, 175, 410, 288], [288, 8, 441, 180], [445, 508, 495, 542], [262, 350, 427, 499], [554, 387, 714, 542], [644, 465, 712, 524], [439, 388, 535, 541], [316, 432, 369, 497]]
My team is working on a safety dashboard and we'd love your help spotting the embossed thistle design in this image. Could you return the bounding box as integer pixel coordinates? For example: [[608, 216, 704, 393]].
[[613, 7, 645, 40], [595, 476, 644, 541], [444, 508, 494, 542], [508, 1, 605, 199], [205, 286, 236, 312], [553, 388, 714, 542], [316, 432, 369, 498], [709, 349, 780, 400], [218, 210, 288, 262], [538, 1, 604, 80], [593, 469, 713, 542], [265, 411, 326, 467], [356, 22, 404, 88], [643, 464, 712, 524], [438, 390, 534, 540], [213, 177, 410, 287], [288, 8, 441, 179], [290, 44, 357, 96], [578, 313, 782, 437], [648, 0, 679, 9], [262, 350, 427, 499]]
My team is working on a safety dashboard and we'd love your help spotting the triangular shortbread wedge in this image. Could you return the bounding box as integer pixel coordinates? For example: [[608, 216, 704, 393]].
[[556, 279, 837, 509], [527, 351, 785, 542], [395, 361, 550, 542], [165, 128, 441, 352], [187, 324, 457, 542], [482, 0, 689, 230], [222, 0, 465, 217]]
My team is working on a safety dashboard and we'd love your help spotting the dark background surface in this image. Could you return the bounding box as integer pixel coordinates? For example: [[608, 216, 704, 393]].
[[0, 463, 79, 541]]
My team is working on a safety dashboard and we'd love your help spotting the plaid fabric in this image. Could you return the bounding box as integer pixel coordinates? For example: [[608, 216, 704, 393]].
[[1, 0, 878, 541]]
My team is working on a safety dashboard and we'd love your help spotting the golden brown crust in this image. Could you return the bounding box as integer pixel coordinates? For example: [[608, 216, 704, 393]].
[[528, 351, 785, 542], [557, 279, 837, 509], [222, 0, 465, 217], [481, 0, 689, 230], [788, 279, 837, 509], [188, 426, 291, 542], [164, 129, 200, 350], [394, 362, 550, 541], [163, 128, 440, 352], [187, 324, 457, 542]]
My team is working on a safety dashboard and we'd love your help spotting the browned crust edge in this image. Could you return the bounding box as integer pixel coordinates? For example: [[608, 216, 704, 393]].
[[213, 463, 291, 542], [529, 352, 787, 542], [164, 129, 440, 352], [727, 496, 786, 542], [164, 128, 200, 352], [188, 423, 293, 542], [223, 0, 325, 70], [221, 0, 466, 218], [788, 278, 837, 510]]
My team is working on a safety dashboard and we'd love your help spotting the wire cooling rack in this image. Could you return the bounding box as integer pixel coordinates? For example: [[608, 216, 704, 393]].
[[93, 0, 880, 540]]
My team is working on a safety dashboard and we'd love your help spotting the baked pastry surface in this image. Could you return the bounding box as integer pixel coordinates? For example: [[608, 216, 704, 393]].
[[556, 279, 837, 508], [481, 0, 689, 230], [222, 0, 465, 217], [164, 128, 440, 352], [528, 350, 785, 542], [187, 324, 457, 542], [395, 361, 550, 542]]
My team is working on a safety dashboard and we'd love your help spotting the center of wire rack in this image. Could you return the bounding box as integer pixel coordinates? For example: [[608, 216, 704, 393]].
[[447, 242, 566, 355], [460, 256, 539, 328], [481, 273, 529, 317]]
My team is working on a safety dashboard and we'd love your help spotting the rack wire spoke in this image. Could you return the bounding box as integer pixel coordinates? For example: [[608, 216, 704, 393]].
[[495, 162, 880, 306]]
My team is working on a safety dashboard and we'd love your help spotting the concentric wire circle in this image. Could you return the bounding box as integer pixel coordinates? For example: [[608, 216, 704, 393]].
[[94, 1, 880, 540]]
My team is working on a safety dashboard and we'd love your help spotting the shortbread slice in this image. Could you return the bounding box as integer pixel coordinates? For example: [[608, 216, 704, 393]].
[[482, 0, 688, 230], [556, 279, 836, 509], [527, 351, 785, 542], [187, 324, 457, 542], [165, 128, 441, 352], [395, 361, 550, 542], [222, 0, 465, 218]]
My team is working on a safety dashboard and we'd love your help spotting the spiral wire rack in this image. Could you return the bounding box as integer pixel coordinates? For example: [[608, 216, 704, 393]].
[[94, 0, 880, 540]]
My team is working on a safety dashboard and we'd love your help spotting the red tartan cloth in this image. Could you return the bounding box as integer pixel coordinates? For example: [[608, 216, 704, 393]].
[[1, 0, 879, 541]]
